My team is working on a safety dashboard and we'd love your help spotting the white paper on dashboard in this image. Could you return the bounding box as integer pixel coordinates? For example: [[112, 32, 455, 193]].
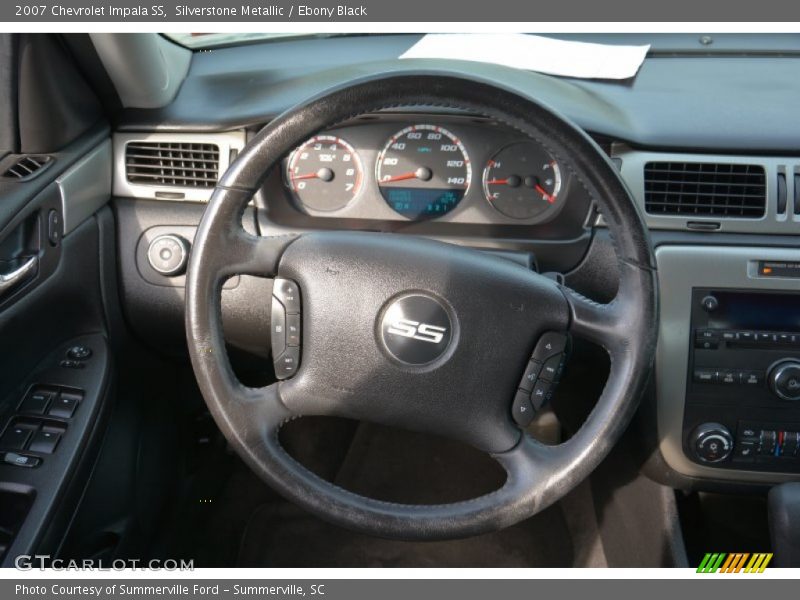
[[399, 34, 650, 80]]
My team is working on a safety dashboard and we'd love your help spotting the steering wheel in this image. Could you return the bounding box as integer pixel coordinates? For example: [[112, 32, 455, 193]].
[[185, 73, 657, 540]]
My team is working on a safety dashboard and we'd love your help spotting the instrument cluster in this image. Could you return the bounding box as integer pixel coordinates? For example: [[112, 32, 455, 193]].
[[277, 114, 584, 227]]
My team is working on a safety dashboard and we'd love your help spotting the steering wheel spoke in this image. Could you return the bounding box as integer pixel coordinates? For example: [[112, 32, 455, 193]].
[[563, 286, 626, 349], [221, 229, 293, 278], [562, 259, 657, 356], [193, 186, 295, 280]]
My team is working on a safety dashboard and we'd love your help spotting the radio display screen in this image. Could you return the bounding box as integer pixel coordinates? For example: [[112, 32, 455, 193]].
[[706, 290, 800, 332]]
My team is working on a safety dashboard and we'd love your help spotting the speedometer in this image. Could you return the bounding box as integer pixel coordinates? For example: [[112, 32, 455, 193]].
[[376, 125, 471, 219]]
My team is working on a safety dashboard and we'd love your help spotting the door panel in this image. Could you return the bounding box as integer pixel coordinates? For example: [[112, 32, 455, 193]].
[[0, 33, 116, 566]]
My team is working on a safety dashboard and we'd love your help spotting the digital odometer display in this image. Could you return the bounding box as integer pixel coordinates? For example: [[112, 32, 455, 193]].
[[376, 125, 471, 219]]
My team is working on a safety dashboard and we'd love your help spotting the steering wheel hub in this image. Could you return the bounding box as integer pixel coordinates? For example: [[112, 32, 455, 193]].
[[379, 292, 455, 367]]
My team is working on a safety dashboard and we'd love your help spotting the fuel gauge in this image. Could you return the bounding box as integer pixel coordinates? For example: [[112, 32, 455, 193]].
[[482, 142, 563, 220]]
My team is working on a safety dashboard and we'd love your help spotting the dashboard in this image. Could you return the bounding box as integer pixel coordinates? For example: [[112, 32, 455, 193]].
[[110, 34, 800, 493]]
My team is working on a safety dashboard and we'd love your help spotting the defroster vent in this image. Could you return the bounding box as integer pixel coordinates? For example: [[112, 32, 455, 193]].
[[644, 162, 766, 218], [125, 142, 220, 188], [3, 155, 53, 180]]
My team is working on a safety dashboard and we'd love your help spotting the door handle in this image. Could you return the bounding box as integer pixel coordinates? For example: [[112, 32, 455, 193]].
[[0, 256, 38, 298]]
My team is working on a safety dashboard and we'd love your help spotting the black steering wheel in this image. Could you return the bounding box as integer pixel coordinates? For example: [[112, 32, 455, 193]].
[[185, 73, 657, 540]]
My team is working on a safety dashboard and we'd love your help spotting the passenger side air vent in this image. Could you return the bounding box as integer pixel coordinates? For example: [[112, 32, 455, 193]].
[[2, 155, 53, 180], [125, 142, 220, 188], [644, 162, 766, 218]]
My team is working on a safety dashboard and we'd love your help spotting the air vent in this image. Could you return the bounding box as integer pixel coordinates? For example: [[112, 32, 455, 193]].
[[644, 162, 766, 218], [125, 142, 220, 188], [3, 155, 53, 180]]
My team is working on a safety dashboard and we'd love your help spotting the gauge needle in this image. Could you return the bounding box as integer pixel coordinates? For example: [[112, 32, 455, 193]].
[[535, 184, 556, 204], [487, 174, 522, 188], [381, 173, 418, 183], [292, 167, 335, 182], [490, 175, 555, 203], [381, 167, 433, 184]]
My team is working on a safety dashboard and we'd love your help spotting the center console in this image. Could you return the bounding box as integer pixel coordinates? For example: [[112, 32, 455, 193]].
[[656, 246, 800, 484], [686, 288, 800, 470]]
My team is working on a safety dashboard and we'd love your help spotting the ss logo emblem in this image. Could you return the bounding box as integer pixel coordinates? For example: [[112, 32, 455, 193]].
[[386, 319, 447, 344]]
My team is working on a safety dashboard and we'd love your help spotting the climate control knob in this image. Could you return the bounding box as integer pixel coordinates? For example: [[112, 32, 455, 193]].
[[690, 423, 733, 464], [769, 359, 800, 401]]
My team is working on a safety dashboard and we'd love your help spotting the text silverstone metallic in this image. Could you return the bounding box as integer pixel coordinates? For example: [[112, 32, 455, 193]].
[[174, 5, 367, 16]]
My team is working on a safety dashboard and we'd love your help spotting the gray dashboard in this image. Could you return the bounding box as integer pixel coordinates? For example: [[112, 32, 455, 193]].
[[120, 34, 800, 153], [112, 34, 800, 491]]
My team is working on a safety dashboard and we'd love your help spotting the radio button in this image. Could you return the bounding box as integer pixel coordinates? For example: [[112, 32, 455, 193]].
[[757, 332, 776, 344], [693, 369, 717, 383], [539, 354, 563, 382], [741, 371, 763, 385], [519, 361, 542, 392], [530, 380, 553, 410], [695, 329, 720, 349], [701, 295, 719, 312], [530, 332, 567, 363], [696, 329, 716, 339], [769, 359, 800, 401], [512, 389, 535, 427]]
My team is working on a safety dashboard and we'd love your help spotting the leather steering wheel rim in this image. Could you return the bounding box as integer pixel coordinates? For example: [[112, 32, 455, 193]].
[[185, 72, 658, 540]]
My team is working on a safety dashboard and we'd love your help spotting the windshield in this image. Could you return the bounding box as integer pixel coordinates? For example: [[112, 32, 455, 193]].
[[166, 33, 327, 48], [166, 32, 800, 54]]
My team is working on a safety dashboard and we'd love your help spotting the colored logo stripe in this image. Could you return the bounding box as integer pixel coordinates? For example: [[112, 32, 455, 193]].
[[745, 553, 773, 573], [697, 553, 773, 573]]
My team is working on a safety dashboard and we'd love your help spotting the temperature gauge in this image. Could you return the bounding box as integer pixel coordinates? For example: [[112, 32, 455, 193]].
[[482, 141, 563, 220]]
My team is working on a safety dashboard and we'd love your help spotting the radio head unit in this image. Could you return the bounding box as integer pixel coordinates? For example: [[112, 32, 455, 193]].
[[685, 288, 800, 472]]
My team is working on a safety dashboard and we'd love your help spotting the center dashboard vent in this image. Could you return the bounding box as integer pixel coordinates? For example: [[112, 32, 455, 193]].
[[644, 162, 766, 218], [125, 142, 220, 188]]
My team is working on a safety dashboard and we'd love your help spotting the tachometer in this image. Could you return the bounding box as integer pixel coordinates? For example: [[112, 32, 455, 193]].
[[376, 125, 471, 219], [285, 135, 363, 212], [482, 141, 563, 220]]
